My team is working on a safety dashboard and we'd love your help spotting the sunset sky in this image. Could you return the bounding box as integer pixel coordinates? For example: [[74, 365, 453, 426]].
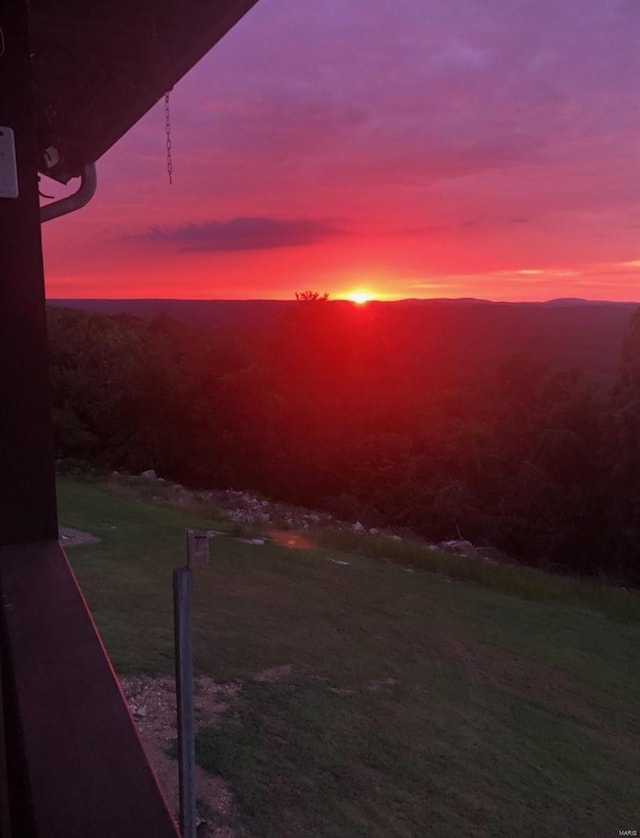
[[42, 0, 640, 302]]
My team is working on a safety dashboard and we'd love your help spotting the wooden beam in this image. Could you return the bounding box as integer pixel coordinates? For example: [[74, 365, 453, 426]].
[[0, 541, 180, 837], [0, 0, 57, 546]]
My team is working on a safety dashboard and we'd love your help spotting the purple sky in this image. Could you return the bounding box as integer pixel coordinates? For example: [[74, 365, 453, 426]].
[[43, 0, 640, 300]]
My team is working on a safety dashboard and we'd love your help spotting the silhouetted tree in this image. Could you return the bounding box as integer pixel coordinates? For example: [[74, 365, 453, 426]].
[[295, 290, 329, 301]]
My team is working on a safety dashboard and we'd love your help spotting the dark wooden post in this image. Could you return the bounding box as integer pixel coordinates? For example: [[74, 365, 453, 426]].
[[0, 5, 180, 836], [0, 0, 58, 546]]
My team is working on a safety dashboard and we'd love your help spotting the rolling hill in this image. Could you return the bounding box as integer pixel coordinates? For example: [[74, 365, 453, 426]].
[[48, 297, 639, 379]]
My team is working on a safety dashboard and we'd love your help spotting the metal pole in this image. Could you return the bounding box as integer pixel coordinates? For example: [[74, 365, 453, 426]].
[[173, 568, 196, 838]]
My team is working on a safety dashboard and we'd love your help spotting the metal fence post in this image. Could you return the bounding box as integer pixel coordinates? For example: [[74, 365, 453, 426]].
[[173, 529, 210, 838], [173, 566, 195, 838]]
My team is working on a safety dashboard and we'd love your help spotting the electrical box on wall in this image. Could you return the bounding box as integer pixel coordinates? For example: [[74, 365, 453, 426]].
[[0, 127, 19, 198]]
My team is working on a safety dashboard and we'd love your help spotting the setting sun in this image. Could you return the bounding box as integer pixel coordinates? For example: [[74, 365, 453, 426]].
[[348, 291, 372, 305]]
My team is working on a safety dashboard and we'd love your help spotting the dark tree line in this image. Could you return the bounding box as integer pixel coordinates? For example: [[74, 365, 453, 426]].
[[47, 302, 640, 585]]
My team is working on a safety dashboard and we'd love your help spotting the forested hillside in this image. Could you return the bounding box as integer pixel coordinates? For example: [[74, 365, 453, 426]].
[[48, 301, 640, 585], [49, 298, 637, 379]]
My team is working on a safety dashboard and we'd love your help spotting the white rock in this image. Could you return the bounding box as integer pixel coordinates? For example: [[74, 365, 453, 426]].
[[353, 521, 365, 533], [439, 540, 473, 555]]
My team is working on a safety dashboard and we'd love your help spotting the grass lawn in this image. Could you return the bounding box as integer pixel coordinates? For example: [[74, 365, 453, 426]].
[[58, 477, 640, 838]]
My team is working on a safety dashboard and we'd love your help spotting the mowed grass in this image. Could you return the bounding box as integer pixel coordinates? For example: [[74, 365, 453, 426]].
[[58, 478, 640, 838]]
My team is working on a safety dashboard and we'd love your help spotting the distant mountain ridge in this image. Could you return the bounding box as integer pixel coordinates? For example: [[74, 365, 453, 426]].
[[48, 297, 639, 379]]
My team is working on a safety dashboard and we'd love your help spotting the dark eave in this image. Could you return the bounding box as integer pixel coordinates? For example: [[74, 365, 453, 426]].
[[30, 0, 260, 183]]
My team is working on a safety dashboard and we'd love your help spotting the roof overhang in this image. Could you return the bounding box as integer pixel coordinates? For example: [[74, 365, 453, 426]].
[[30, 0, 260, 183]]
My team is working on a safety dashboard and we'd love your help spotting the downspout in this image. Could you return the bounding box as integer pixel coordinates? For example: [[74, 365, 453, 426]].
[[40, 163, 97, 223]]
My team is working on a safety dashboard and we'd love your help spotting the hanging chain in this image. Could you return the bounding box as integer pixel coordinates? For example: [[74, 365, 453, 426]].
[[165, 91, 173, 185]]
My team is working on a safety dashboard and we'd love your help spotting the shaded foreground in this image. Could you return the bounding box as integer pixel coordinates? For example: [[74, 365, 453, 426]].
[[59, 478, 640, 838]]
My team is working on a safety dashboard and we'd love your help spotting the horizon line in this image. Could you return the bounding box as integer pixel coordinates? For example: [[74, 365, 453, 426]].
[[46, 296, 640, 305]]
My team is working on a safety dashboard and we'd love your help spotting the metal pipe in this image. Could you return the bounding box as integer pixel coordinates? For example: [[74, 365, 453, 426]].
[[40, 163, 97, 223], [173, 567, 196, 838]]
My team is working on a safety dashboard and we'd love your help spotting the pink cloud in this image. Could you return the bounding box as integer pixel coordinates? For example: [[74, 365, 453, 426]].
[[43, 0, 640, 301]]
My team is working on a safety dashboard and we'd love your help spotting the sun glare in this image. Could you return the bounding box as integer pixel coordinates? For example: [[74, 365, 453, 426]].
[[348, 290, 372, 305]]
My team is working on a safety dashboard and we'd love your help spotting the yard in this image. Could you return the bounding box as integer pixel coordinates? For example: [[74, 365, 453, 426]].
[[58, 477, 640, 837]]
